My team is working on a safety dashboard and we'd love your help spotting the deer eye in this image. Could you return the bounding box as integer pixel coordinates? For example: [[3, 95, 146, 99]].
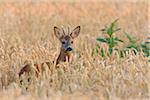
[[62, 41, 65, 44], [71, 41, 73, 44]]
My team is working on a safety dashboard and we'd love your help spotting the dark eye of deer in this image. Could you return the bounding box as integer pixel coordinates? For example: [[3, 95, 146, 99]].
[[71, 41, 73, 44], [62, 41, 65, 44]]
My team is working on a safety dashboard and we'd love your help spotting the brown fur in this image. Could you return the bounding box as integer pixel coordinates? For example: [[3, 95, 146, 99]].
[[18, 26, 80, 78]]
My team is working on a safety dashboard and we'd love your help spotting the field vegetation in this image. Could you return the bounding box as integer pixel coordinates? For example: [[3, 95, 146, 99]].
[[0, 0, 149, 100]]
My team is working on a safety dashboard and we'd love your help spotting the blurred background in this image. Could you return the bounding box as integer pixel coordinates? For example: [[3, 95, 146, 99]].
[[0, 0, 148, 45]]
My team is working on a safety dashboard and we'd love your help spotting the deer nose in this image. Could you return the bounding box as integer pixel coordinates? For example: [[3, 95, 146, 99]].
[[66, 47, 72, 51]]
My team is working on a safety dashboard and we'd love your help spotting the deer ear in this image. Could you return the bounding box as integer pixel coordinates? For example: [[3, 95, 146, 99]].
[[70, 26, 80, 39], [54, 26, 64, 39]]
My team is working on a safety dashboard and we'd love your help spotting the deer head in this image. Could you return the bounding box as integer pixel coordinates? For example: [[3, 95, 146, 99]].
[[54, 26, 80, 53], [54, 26, 81, 64]]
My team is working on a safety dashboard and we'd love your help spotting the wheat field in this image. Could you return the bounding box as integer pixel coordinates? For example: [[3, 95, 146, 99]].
[[0, 0, 149, 100]]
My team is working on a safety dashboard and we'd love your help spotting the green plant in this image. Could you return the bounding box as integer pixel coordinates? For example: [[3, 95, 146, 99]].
[[141, 37, 150, 58], [124, 33, 139, 50], [96, 19, 123, 57], [94, 19, 149, 60], [124, 33, 150, 57]]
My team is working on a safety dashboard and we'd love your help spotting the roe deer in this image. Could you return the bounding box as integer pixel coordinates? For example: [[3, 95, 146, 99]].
[[18, 26, 81, 78]]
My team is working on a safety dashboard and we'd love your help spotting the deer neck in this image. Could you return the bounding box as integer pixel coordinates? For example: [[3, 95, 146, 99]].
[[56, 48, 72, 64]]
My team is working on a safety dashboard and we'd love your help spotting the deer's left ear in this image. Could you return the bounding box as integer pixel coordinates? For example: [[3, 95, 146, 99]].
[[70, 26, 80, 39]]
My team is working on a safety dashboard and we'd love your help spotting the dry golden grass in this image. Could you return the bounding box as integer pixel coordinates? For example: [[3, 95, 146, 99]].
[[0, 0, 149, 100]]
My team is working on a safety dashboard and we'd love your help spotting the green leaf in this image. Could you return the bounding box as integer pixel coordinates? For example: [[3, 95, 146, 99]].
[[126, 44, 138, 50], [108, 18, 119, 36], [109, 37, 115, 48], [124, 33, 136, 43], [96, 38, 107, 43], [125, 33, 132, 41], [95, 47, 99, 54], [141, 43, 147, 49], [114, 28, 121, 32], [141, 42, 150, 57], [112, 18, 119, 24], [107, 27, 113, 36], [101, 48, 106, 57], [114, 37, 124, 42], [109, 47, 113, 56]]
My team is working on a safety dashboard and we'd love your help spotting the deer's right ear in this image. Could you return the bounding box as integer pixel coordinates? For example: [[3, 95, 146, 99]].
[[54, 26, 63, 39]]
